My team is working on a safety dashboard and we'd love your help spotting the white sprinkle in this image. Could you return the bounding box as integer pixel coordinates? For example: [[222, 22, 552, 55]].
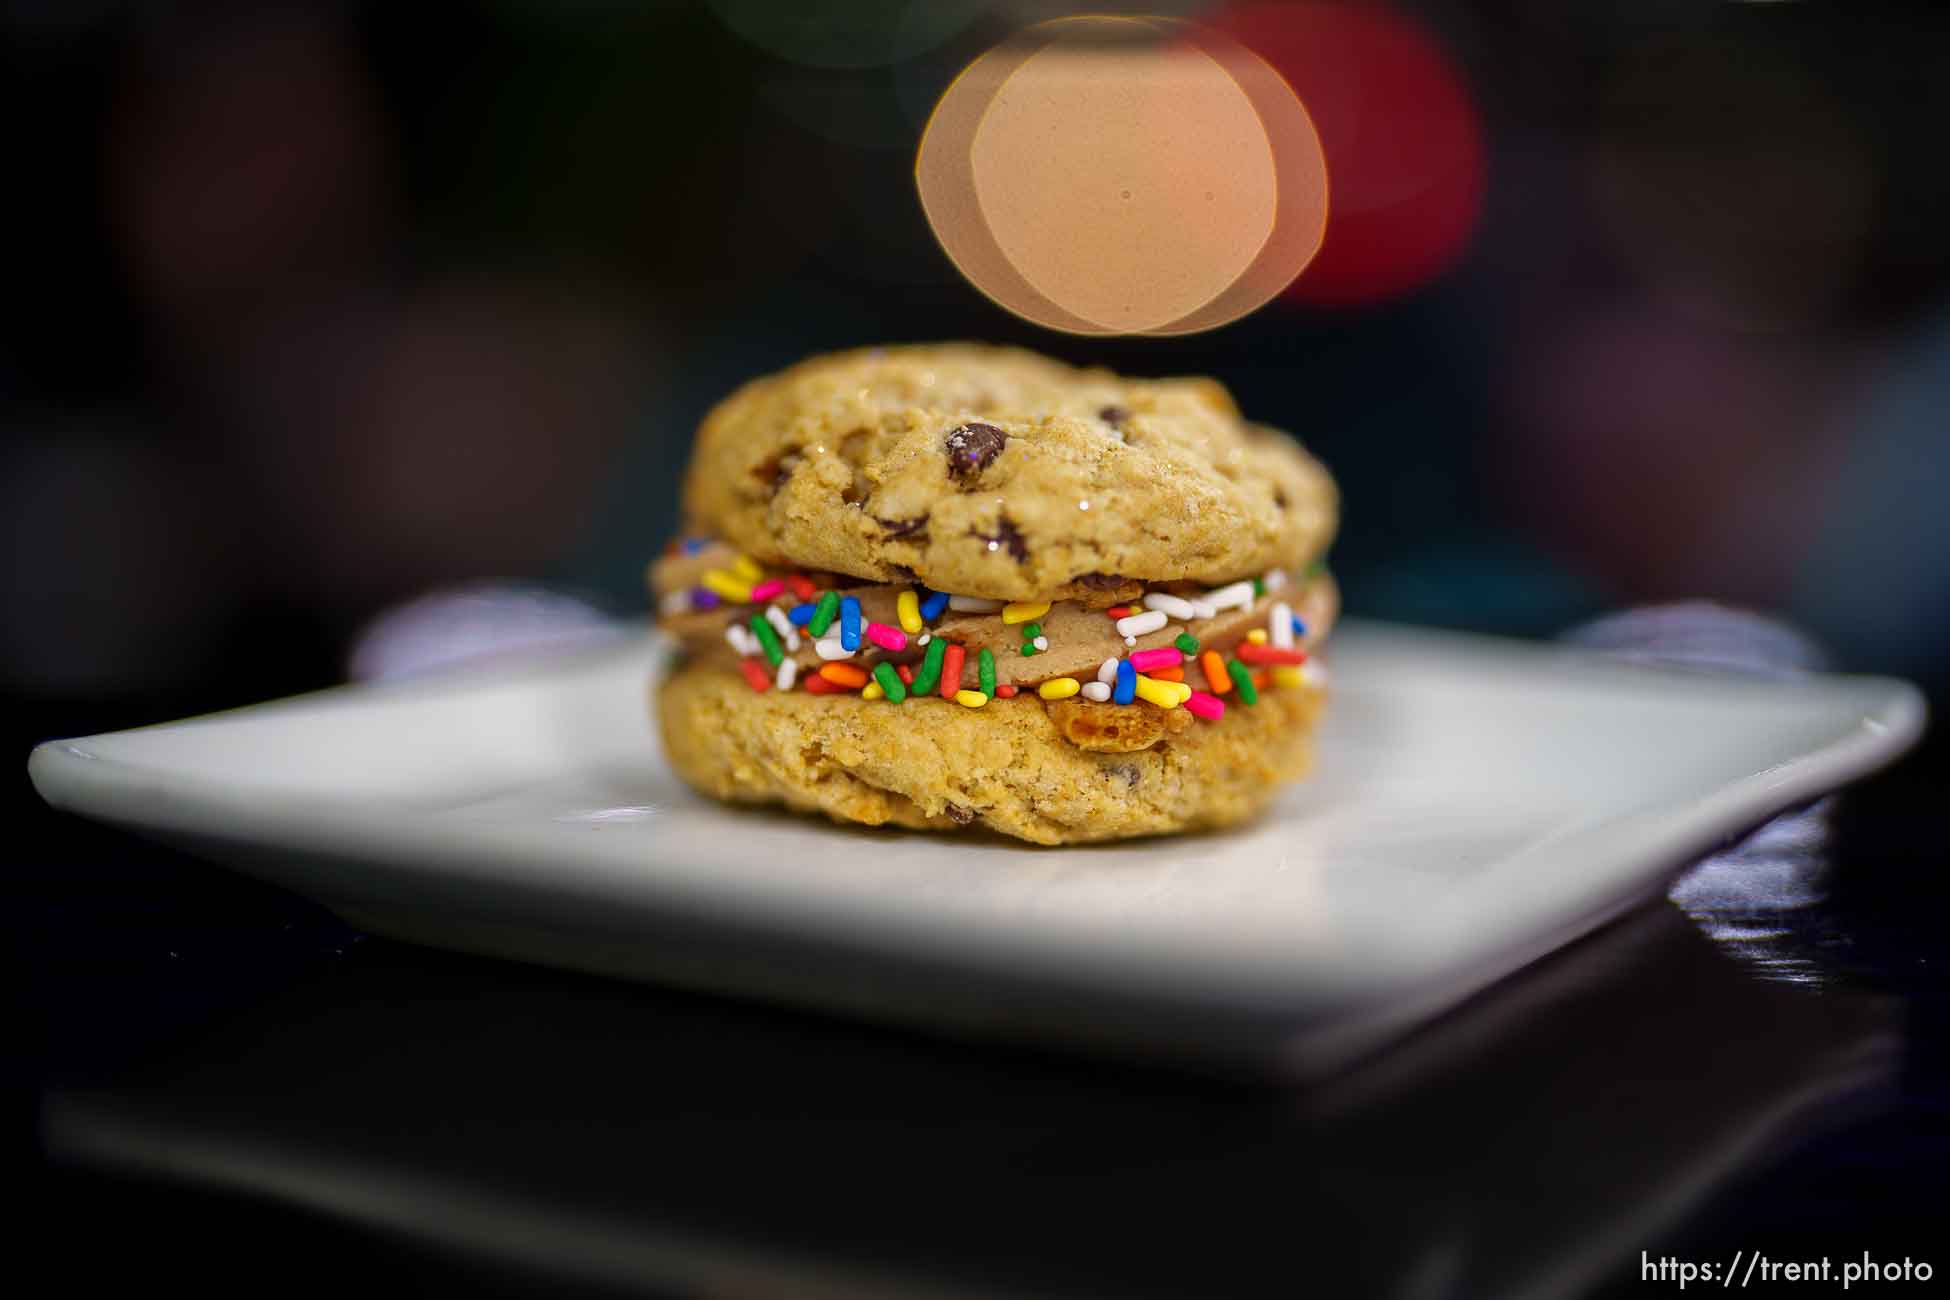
[[1077, 500, 1090, 511], [1266, 569, 1288, 592], [1188, 599, 1217, 621], [765, 605, 801, 651], [1097, 657, 1121, 684], [1124, 636, 1137, 647], [1142, 592, 1197, 621], [1115, 609, 1168, 639], [1032, 636, 1049, 651], [1270, 601, 1294, 650], [814, 636, 855, 661], [775, 658, 798, 691], [948, 595, 1004, 613], [1303, 659, 1329, 688], [1082, 681, 1112, 702], [918, 632, 931, 646], [1205, 581, 1255, 611], [725, 624, 759, 656], [659, 590, 691, 617]]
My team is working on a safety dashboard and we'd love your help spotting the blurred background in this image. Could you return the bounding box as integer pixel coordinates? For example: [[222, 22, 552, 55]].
[[8, 0, 1950, 741]]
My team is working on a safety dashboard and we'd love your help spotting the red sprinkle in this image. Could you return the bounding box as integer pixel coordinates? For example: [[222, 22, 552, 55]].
[[803, 672, 842, 694], [785, 574, 818, 601], [1105, 605, 1132, 619], [994, 684, 1018, 698], [939, 643, 966, 700], [1236, 643, 1308, 666], [896, 663, 915, 685], [737, 658, 771, 693]]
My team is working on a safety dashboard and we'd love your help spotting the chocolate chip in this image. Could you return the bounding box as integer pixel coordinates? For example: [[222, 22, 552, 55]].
[[755, 456, 796, 496], [1075, 572, 1127, 590], [875, 515, 929, 539], [970, 516, 1027, 563], [945, 422, 1007, 484], [1098, 405, 1131, 428], [1273, 487, 1289, 509], [944, 803, 976, 826]]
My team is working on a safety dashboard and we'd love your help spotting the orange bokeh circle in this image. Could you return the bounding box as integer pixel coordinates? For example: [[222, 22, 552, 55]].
[[917, 16, 1328, 336]]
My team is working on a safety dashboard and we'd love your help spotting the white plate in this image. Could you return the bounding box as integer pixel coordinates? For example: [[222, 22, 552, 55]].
[[28, 620, 1925, 1074]]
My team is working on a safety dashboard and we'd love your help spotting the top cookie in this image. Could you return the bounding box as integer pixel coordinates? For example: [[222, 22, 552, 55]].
[[680, 344, 1337, 601]]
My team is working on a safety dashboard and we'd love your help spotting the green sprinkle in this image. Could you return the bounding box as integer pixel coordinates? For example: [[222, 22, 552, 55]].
[[1252, 576, 1266, 597], [912, 637, 946, 695], [978, 647, 996, 696], [872, 661, 906, 702], [1019, 641, 1038, 657], [808, 590, 840, 637], [1023, 622, 1042, 638], [1174, 632, 1199, 655], [749, 615, 784, 667], [1227, 658, 1258, 706]]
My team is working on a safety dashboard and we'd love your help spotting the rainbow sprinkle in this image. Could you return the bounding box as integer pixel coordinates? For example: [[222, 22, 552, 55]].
[[749, 614, 783, 667], [872, 661, 907, 702], [809, 591, 840, 637], [913, 637, 947, 695]]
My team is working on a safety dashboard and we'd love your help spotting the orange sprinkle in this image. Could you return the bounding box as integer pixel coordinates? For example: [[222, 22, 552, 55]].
[[1145, 665, 1184, 683], [1200, 650, 1232, 694], [896, 663, 915, 685], [819, 663, 869, 688], [1105, 605, 1133, 619], [1253, 670, 1269, 689], [785, 574, 818, 601]]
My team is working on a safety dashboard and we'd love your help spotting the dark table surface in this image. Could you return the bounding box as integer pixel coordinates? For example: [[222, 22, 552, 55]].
[[11, 646, 1950, 1299]]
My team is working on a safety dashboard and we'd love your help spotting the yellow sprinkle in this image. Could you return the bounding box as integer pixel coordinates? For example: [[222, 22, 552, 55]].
[[1001, 600, 1051, 625], [897, 589, 923, 635], [1037, 677, 1081, 700], [1271, 666, 1307, 690], [1132, 676, 1184, 709], [1246, 628, 1269, 645], [862, 682, 885, 700], [730, 554, 764, 583], [699, 570, 754, 603], [955, 689, 990, 708]]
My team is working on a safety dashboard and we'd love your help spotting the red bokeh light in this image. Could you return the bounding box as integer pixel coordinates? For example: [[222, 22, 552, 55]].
[[1213, 1, 1486, 306]]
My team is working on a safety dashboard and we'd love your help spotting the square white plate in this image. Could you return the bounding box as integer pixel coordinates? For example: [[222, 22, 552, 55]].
[[28, 621, 1925, 1074]]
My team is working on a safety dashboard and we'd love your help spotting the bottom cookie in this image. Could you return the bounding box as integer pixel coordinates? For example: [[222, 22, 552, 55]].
[[655, 662, 1325, 845]]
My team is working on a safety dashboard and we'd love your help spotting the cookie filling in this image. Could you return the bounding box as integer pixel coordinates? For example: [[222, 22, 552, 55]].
[[650, 538, 1334, 730]]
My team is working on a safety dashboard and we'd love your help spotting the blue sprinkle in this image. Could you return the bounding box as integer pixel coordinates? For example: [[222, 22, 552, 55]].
[[918, 589, 950, 622], [787, 602, 818, 626], [840, 596, 862, 651], [681, 537, 709, 555], [1290, 615, 1309, 638], [1113, 659, 1136, 705]]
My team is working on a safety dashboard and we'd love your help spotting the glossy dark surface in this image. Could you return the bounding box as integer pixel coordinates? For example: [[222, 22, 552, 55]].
[[12, 669, 1949, 1297]]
